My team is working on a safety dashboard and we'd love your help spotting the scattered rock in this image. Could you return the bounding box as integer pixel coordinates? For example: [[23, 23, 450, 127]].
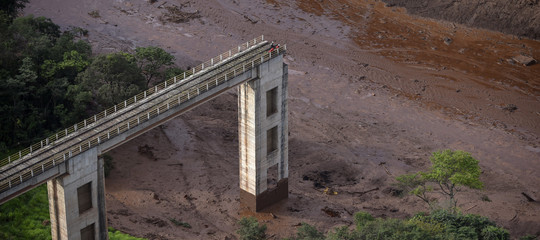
[[512, 55, 537, 66], [443, 37, 453, 45], [243, 14, 259, 24]]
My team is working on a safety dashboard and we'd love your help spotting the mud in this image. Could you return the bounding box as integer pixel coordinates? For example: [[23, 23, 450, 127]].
[[381, 0, 540, 40], [24, 0, 540, 239]]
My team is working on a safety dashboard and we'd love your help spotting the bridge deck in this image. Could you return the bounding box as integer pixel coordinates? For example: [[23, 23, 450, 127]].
[[0, 36, 286, 199]]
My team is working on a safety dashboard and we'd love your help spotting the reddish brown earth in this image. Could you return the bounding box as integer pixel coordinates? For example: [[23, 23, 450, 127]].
[[25, 0, 540, 239]]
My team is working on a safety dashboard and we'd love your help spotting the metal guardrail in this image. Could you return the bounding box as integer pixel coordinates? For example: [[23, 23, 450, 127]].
[[0, 36, 265, 169], [0, 43, 286, 194]]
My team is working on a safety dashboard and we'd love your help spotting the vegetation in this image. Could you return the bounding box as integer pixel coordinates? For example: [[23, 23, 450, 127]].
[[0, 5, 178, 239], [0, 13, 180, 157], [109, 227, 147, 240], [396, 150, 483, 212], [282, 211, 510, 240], [237, 216, 267, 240], [0, 185, 50, 240], [0, 0, 28, 19]]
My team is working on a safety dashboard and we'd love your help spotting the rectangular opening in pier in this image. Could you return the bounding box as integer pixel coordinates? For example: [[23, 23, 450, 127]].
[[267, 126, 278, 154], [80, 223, 95, 240], [77, 182, 92, 214], [266, 87, 278, 117]]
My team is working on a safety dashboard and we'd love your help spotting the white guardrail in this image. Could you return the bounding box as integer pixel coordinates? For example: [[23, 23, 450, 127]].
[[0, 36, 266, 168], [0, 36, 286, 194]]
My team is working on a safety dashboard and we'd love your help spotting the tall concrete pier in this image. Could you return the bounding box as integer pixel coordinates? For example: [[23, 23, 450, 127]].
[[0, 36, 287, 239], [239, 55, 288, 211], [47, 148, 107, 240]]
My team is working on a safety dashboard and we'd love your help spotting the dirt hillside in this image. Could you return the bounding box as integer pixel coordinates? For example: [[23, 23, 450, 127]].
[[382, 0, 540, 39]]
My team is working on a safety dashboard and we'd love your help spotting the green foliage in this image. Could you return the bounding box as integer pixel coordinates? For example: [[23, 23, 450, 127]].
[[396, 150, 483, 212], [109, 227, 147, 240], [520, 235, 538, 240], [0, 0, 29, 19], [0, 185, 51, 240], [354, 211, 375, 229], [482, 226, 509, 240], [286, 223, 325, 240], [71, 52, 145, 114], [236, 216, 267, 240], [135, 46, 175, 87], [0, 15, 92, 152], [283, 210, 510, 240]]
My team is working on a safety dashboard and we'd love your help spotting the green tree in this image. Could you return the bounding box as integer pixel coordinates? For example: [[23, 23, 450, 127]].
[[286, 223, 325, 240], [236, 217, 267, 240], [0, 0, 29, 19], [396, 150, 483, 212], [134, 46, 175, 87], [71, 52, 145, 115]]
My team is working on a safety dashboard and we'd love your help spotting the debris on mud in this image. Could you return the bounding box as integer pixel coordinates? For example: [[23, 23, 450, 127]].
[[502, 104, 518, 112], [383, 187, 403, 197], [321, 206, 341, 218], [302, 170, 333, 188], [138, 144, 157, 160], [144, 217, 168, 227], [160, 5, 200, 24], [512, 55, 537, 66]]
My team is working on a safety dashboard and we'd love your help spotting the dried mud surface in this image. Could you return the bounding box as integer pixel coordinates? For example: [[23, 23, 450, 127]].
[[25, 0, 540, 239]]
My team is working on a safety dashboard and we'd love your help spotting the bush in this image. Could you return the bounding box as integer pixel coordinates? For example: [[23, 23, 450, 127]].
[[482, 226, 509, 240], [354, 211, 375, 230], [236, 217, 267, 240], [108, 227, 146, 240], [287, 223, 325, 240]]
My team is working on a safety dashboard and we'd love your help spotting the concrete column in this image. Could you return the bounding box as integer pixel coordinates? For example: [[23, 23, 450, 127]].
[[238, 55, 288, 211], [47, 148, 108, 240]]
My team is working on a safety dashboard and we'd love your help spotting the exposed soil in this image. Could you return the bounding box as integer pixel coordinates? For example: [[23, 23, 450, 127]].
[[381, 0, 540, 40], [25, 0, 540, 239]]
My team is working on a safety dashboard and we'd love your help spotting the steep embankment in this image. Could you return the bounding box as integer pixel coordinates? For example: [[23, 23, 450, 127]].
[[382, 0, 540, 39]]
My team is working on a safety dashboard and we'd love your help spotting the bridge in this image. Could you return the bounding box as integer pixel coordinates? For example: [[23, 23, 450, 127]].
[[0, 36, 289, 240]]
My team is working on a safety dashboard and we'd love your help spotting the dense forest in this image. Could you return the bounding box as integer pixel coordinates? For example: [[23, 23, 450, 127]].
[[0, 1, 180, 157], [0, 1, 179, 239]]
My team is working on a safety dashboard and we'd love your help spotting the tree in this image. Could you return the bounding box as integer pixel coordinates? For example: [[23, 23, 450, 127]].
[[396, 150, 483, 212], [134, 46, 175, 87], [236, 217, 267, 240], [71, 52, 145, 115], [0, 0, 29, 19]]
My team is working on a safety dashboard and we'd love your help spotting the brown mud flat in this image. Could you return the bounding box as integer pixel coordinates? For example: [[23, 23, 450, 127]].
[[25, 0, 540, 239]]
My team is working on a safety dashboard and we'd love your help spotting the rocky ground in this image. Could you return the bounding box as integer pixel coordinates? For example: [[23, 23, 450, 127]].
[[25, 0, 540, 239]]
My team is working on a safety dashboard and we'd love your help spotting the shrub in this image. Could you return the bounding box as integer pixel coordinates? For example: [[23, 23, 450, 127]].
[[482, 226, 509, 240], [236, 217, 267, 240], [288, 223, 325, 240], [354, 211, 375, 229]]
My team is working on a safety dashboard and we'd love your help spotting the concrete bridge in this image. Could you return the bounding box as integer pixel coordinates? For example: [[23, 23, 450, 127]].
[[0, 36, 288, 240]]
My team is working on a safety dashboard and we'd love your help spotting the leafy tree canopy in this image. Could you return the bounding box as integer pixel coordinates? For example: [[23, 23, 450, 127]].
[[135, 46, 175, 87], [396, 150, 483, 212]]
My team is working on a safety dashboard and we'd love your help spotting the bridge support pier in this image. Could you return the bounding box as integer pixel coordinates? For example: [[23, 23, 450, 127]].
[[47, 148, 108, 240], [238, 55, 288, 211]]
